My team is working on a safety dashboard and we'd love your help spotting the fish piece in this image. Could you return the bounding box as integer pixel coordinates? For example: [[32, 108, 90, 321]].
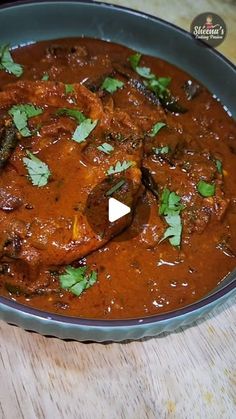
[[0, 80, 143, 270]]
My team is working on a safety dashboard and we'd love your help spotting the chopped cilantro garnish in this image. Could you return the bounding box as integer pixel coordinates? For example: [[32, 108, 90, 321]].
[[129, 52, 142, 70], [159, 188, 184, 216], [129, 52, 155, 79], [157, 77, 172, 88], [9, 104, 43, 137], [23, 150, 51, 187], [106, 179, 125, 196], [72, 119, 97, 143], [148, 122, 166, 137], [136, 66, 155, 79], [14, 104, 43, 118], [107, 160, 133, 175], [145, 77, 172, 99], [59, 266, 97, 296], [162, 214, 182, 247], [97, 142, 114, 154], [215, 159, 222, 174], [42, 72, 49, 81], [159, 188, 184, 247], [56, 108, 86, 124], [65, 84, 74, 94], [154, 145, 170, 155], [197, 180, 215, 197], [128, 51, 181, 112], [0, 44, 23, 77], [129, 52, 172, 99], [101, 77, 124, 93]]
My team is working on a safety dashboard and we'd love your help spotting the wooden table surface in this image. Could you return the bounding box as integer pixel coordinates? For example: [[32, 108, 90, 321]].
[[1, 1, 236, 418]]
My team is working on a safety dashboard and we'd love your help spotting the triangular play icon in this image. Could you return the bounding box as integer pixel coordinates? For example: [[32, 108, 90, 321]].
[[108, 197, 131, 222]]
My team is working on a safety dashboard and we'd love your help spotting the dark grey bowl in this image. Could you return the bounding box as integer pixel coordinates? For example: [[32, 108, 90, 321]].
[[0, 0, 235, 341]]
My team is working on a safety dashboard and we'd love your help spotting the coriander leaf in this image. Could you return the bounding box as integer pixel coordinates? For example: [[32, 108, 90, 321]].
[[129, 52, 156, 80], [72, 119, 97, 143], [153, 146, 170, 155], [135, 66, 155, 79], [197, 180, 215, 197], [59, 266, 87, 288], [65, 84, 74, 94], [70, 280, 88, 296], [9, 104, 43, 118], [21, 104, 43, 118], [106, 179, 125, 196], [159, 188, 171, 215], [59, 266, 98, 296], [168, 191, 184, 213], [10, 108, 30, 137], [157, 77, 172, 88], [129, 55, 184, 113], [86, 270, 97, 288], [23, 150, 51, 187], [97, 142, 114, 154], [162, 214, 182, 247], [147, 78, 170, 99], [107, 160, 133, 175], [0, 44, 23, 77], [147, 77, 186, 113], [159, 188, 184, 215], [129, 52, 142, 70], [215, 159, 222, 174], [56, 108, 86, 124], [149, 122, 166, 137], [101, 77, 124, 93], [9, 104, 43, 137], [42, 72, 49, 81], [159, 187, 184, 247]]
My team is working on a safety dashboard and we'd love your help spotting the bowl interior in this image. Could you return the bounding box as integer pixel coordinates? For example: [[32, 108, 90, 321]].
[[0, 0, 235, 325], [0, 1, 236, 116]]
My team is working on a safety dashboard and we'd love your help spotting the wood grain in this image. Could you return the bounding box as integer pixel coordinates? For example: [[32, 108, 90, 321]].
[[0, 1, 236, 418]]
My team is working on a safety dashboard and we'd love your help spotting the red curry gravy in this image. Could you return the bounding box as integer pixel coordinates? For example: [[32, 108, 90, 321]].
[[0, 38, 236, 319]]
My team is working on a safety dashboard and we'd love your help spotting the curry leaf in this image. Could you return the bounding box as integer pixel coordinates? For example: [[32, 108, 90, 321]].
[[101, 77, 124, 93], [23, 151, 51, 187], [72, 119, 97, 143], [59, 266, 97, 296]]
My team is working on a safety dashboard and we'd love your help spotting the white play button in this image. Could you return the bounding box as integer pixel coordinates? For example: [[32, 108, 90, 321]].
[[108, 197, 131, 222]]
